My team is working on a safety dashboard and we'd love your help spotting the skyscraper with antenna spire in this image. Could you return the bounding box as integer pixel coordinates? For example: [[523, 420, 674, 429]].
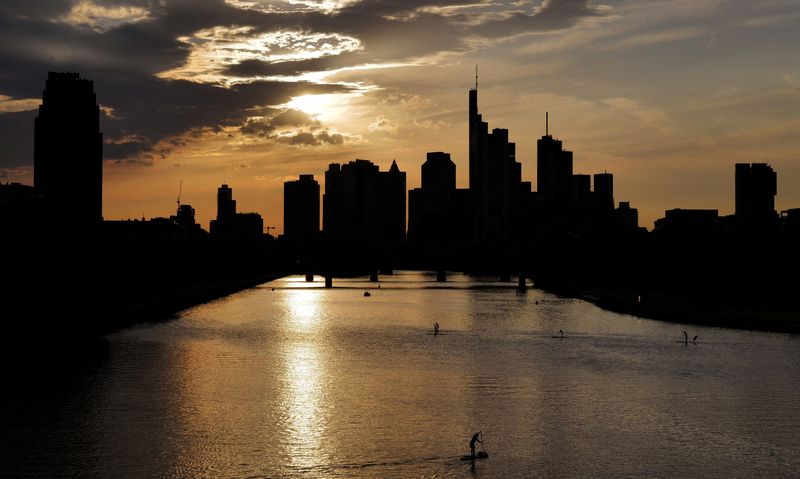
[[468, 68, 523, 243]]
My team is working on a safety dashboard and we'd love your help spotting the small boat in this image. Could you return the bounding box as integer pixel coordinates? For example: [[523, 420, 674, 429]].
[[363, 291, 371, 297]]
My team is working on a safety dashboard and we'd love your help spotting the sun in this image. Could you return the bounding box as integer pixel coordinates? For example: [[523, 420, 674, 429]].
[[286, 93, 348, 122]]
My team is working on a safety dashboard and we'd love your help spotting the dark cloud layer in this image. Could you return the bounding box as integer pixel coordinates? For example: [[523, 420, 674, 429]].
[[0, 0, 602, 170], [241, 108, 345, 146]]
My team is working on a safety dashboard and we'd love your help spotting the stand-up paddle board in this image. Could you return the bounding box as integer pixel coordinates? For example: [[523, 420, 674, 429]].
[[460, 452, 489, 460]]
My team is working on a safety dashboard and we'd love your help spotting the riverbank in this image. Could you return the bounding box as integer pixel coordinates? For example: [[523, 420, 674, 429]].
[[100, 271, 289, 335], [549, 285, 800, 334]]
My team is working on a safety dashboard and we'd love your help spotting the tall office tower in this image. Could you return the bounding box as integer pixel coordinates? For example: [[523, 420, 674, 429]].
[[468, 81, 523, 243], [323, 159, 406, 244], [735, 163, 777, 220], [593, 172, 614, 211], [381, 160, 407, 243], [536, 113, 573, 204], [210, 184, 236, 235], [615, 201, 639, 231], [34, 71, 103, 226], [422, 152, 456, 192], [284, 174, 320, 241], [409, 152, 456, 244]]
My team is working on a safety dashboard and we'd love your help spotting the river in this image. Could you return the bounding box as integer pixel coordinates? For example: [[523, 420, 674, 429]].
[[2, 272, 799, 478]]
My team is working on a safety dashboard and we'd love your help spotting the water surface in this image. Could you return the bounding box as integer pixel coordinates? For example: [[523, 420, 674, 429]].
[[2, 272, 799, 477]]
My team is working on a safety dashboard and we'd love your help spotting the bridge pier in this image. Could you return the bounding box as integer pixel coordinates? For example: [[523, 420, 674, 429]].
[[325, 275, 333, 288], [436, 270, 447, 282], [518, 271, 527, 293]]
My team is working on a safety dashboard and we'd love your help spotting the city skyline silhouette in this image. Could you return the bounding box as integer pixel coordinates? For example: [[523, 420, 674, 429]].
[[0, 1, 798, 231], [2, 69, 798, 337]]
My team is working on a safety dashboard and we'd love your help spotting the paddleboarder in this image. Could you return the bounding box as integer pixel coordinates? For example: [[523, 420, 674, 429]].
[[469, 431, 483, 458]]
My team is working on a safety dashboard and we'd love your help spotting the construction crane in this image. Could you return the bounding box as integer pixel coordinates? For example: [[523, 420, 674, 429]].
[[264, 226, 276, 235], [176, 179, 183, 214]]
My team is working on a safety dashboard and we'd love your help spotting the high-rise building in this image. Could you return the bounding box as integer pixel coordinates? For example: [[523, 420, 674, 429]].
[[421, 152, 456, 192], [34, 71, 103, 226], [210, 184, 236, 235], [409, 152, 459, 244], [284, 174, 320, 241], [468, 84, 522, 243], [593, 172, 614, 212], [234, 212, 264, 239], [615, 201, 639, 231], [536, 114, 573, 204], [323, 159, 406, 244], [735, 163, 777, 220]]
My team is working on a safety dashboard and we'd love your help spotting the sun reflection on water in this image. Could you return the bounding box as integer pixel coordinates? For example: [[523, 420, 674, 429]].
[[284, 288, 322, 333], [278, 284, 329, 471]]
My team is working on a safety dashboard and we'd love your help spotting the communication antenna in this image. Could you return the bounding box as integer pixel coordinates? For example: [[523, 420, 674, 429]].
[[546, 111, 549, 136], [475, 64, 478, 91]]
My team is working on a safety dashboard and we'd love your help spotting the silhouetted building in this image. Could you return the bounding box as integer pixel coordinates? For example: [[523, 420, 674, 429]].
[[284, 174, 320, 242], [537, 118, 574, 204], [210, 184, 236, 235], [615, 201, 639, 231], [469, 85, 522, 243], [382, 160, 407, 243], [103, 217, 185, 242], [34, 72, 102, 227], [654, 209, 719, 236], [323, 159, 406, 244], [782, 208, 800, 222], [422, 152, 456, 192], [234, 212, 264, 239], [409, 152, 469, 245], [735, 163, 777, 221], [174, 204, 196, 229], [0, 182, 44, 235], [571, 174, 591, 199], [593, 172, 614, 212]]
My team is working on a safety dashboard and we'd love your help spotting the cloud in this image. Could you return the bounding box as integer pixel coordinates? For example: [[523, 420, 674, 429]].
[[368, 116, 398, 134], [61, 0, 153, 32], [159, 27, 363, 84], [239, 107, 354, 146], [0, 95, 39, 113], [598, 27, 706, 50], [241, 108, 320, 136], [0, 0, 608, 171], [602, 97, 670, 132]]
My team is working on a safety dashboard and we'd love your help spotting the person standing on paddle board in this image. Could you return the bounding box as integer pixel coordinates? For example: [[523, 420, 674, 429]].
[[470, 431, 483, 458]]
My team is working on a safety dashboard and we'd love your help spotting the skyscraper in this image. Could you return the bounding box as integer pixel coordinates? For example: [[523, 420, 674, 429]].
[[284, 174, 320, 241], [210, 184, 236, 235], [409, 152, 472, 245], [468, 82, 522, 243], [536, 114, 573, 203], [323, 159, 406, 244], [593, 172, 614, 212], [735, 163, 777, 220], [34, 72, 103, 226]]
